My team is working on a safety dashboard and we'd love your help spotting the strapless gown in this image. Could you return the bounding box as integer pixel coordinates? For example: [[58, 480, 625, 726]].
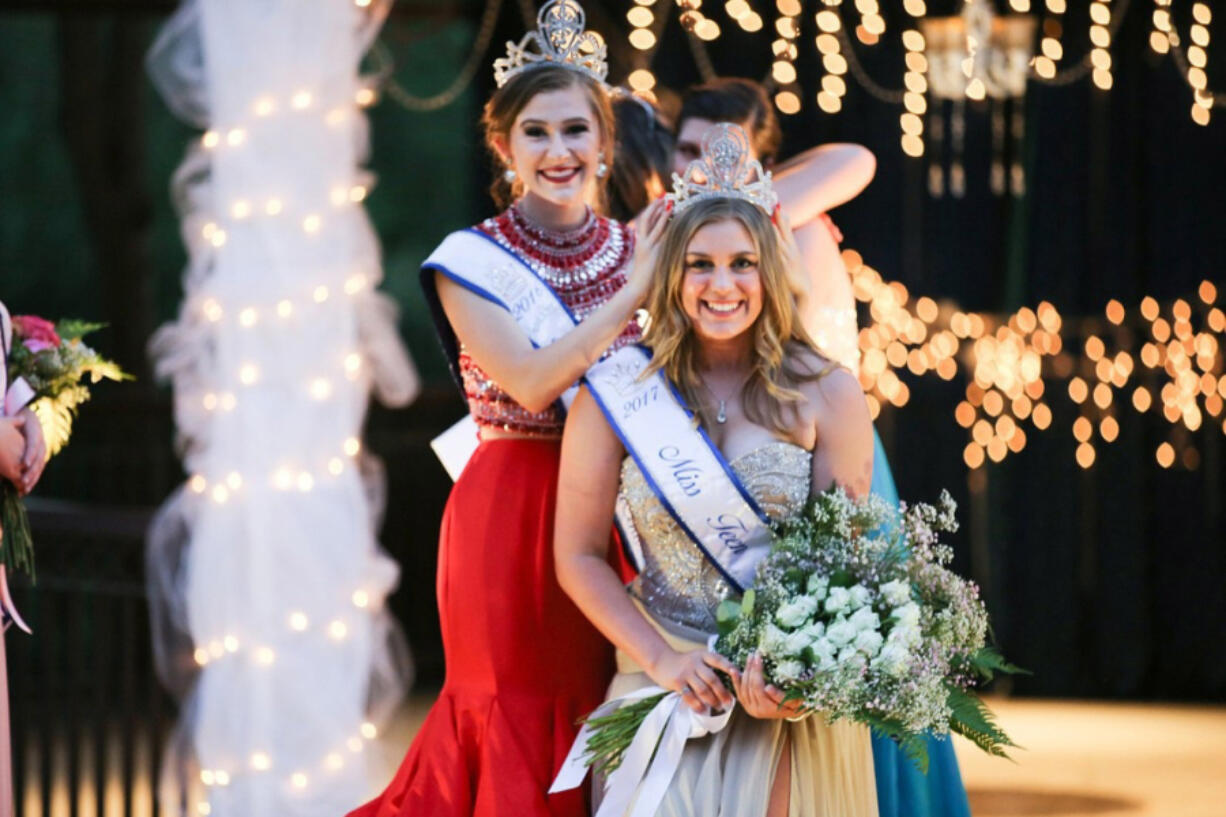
[[604, 441, 879, 817], [869, 429, 972, 817]]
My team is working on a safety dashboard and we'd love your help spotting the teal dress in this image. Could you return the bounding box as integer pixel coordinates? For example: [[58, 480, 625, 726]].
[[869, 429, 972, 817]]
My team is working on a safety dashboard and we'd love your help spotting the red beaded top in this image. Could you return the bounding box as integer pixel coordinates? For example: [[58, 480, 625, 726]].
[[459, 205, 640, 436]]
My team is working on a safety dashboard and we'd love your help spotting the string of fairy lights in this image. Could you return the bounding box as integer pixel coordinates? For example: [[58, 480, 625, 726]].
[[610, 0, 1226, 158], [176, 62, 395, 813], [847, 251, 1224, 473]]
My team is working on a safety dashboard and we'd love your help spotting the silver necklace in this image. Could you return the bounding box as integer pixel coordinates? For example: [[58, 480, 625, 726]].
[[703, 371, 752, 424]]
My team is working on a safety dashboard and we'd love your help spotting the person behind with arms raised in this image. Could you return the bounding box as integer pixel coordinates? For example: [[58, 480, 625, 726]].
[[554, 124, 877, 816], [345, 3, 669, 816]]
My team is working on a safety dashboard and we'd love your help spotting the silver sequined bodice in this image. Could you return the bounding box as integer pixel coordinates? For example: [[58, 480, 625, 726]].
[[622, 441, 811, 637]]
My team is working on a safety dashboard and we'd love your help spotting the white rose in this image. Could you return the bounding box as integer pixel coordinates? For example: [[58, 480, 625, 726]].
[[774, 659, 806, 684], [880, 579, 911, 607], [888, 621, 921, 649], [838, 646, 868, 670], [826, 618, 858, 647], [783, 629, 814, 657], [806, 573, 829, 600], [799, 620, 826, 643], [824, 586, 851, 614], [848, 584, 873, 610], [776, 595, 818, 629], [811, 637, 837, 668], [760, 623, 790, 657], [874, 643, 911, 677], [848, 606, 880, 633], [854, 629, 884, 656], [891, 602, 921, 628]]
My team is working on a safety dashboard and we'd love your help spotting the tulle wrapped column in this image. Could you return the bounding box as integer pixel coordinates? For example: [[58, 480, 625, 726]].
[[145, 1, 418, 815]]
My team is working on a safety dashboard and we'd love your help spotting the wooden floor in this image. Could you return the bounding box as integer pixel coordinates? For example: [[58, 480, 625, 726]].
[[372, 696, 1226, 817], [21, 697, 1226, 815], [953, 698, 1226, 817]]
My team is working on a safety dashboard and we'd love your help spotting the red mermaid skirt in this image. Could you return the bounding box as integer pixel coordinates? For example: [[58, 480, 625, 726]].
[[348, 438, 613, 817]]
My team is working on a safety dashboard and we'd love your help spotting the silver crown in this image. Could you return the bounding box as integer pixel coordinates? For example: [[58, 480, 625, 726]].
[[668, 123, 778, 215], [493, 0, 609, 89]]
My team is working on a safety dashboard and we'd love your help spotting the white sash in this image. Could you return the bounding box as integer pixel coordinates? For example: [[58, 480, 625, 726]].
[[422, 229, 582, 477], [585, 347, 772, 593]]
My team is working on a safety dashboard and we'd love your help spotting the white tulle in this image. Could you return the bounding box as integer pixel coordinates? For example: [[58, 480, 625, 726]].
[[145, 1, 417, 814]]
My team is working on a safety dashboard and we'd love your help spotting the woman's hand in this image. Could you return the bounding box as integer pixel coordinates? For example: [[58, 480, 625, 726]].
[[17, 406, 46, 495], [731, 652, 807, 720], [773, 206, 811, 307], [0, 416, 26, 484], [648, 646, 739, 714], [626, 196, 672, 301]]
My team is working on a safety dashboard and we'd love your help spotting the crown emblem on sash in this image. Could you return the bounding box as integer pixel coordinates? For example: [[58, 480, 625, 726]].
[[602, 357, 646, 398], [493, 0, 609, 89], [668, 123, 778, 215]]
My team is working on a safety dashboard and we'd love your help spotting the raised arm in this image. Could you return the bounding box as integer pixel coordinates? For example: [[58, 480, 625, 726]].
[[808, 366, 875, 499], [554, 387, 736, 713], [772, 143, 876, 228], [437, 277, 641, 413], [438, 199, 669, 414]]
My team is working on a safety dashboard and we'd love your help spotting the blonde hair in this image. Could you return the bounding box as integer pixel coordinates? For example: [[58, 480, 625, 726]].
[[642, 197, 833, 434], [481, 65, 615, 211]]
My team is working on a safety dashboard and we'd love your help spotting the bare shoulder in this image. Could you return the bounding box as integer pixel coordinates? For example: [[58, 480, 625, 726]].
[[789, 346, 862, 408], [812, 365, 865, 408]]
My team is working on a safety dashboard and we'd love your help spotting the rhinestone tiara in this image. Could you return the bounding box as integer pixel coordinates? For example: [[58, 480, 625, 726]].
[[492, 0, 609, 89], [668, 123, 778, 215]]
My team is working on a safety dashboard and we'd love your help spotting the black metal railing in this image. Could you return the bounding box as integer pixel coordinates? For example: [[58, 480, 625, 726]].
[[8, 499, 168, 817]]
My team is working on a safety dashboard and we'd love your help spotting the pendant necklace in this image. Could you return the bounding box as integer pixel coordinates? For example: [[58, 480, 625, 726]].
[[703, 370, 752, 424]]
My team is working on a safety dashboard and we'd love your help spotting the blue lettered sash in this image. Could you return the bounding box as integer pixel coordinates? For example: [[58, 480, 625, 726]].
[[585, 346, 773, 592], [421, 229, 583, 477]]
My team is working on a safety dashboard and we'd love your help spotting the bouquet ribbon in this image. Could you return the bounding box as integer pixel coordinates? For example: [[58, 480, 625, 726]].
[[550, 686, 735, 817]]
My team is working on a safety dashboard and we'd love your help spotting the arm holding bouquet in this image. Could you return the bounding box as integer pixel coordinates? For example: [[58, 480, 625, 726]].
[[1, 312, 128, 580], [555, 387, 739, 716]]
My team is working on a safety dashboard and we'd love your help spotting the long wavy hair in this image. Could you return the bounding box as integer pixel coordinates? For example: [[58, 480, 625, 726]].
[[481, 65, 615, 212], [642, 197, 833, 434]]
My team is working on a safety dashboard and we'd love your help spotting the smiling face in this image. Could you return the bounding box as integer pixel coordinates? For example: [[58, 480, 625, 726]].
[[680, 218, 764, 344], [497, 84, 604, 213]]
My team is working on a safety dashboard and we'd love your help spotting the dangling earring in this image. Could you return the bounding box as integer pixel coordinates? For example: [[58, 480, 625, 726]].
[[504, 166, 517, 183], [596, 153, 608, 179]]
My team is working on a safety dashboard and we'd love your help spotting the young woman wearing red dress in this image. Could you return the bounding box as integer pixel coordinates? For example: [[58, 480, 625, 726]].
[[345, 3, 669, 815]]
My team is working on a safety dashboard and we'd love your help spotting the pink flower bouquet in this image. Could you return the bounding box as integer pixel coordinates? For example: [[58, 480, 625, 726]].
[[3, 317, 128, 578]]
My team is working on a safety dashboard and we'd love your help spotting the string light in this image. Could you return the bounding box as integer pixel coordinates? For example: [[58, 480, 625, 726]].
[[815, 0, 848, 114], [1034, 0, 1067, 79], [772, 1, 803, 115], [900, 26, 926, 157], [1189, 3, 1213, 125], [1151, 0, 1173, 55], [854, 252, 1223, 471], [855, 0, 885, 45], [1089, 0, 1114, 90], [676, 0, 720, 41], [628, 0, 658, 50], [726, 0, 764, 32]]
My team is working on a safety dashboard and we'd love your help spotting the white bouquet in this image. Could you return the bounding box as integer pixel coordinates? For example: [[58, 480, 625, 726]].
[[579, 488, 1024, 776]]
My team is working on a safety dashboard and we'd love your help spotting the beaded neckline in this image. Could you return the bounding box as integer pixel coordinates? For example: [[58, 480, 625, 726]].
[[478, 202, 629, 290], [507, 202, 600, 254]]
